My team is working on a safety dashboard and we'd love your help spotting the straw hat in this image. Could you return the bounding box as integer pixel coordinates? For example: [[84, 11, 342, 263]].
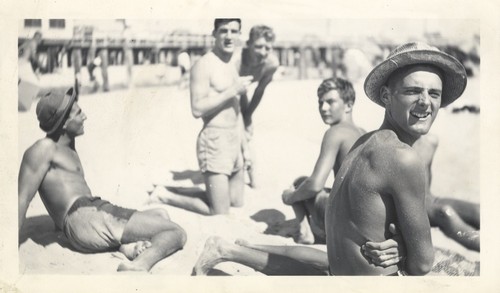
[[36, 87, 77, 135], [364, 42, 467, 108]]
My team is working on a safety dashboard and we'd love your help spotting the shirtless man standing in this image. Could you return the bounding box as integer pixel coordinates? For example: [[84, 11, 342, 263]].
[[151, 18, 252, 215], [19, 88, 187, 272], [235, 25, 279, 187], [281, 77, 365, 244], [192, 42, 467, 276]]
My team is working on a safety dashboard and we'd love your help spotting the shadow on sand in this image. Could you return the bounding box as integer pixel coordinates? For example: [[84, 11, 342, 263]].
[[250, 209, 297, 238], [170, 169, 205, 185], [19, 215, 74, 251]]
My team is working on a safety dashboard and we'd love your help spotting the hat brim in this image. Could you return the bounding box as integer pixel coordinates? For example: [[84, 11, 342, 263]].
[[46, 87, 77, 135], [364, 50, 467, 108]]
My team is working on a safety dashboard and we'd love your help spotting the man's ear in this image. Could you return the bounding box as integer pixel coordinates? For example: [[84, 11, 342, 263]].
[[344, 101, 354, 113], [61, 119, 69, 130], [380, 86, 391, 107]]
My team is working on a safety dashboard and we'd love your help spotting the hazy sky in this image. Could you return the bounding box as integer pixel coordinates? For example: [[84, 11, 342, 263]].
[[78, 18, 478, 45], [64, 18, 479, 44]]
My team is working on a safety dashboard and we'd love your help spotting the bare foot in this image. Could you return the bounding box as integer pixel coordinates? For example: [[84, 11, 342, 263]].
[[234, 238, 250, 247], [149, 185, 173, 204], [119, 241, 152, 260], [294, 221, 315, 245], [192, 236, 226, 275]]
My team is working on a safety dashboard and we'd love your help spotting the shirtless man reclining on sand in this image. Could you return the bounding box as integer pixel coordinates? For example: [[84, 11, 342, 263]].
[[281, 77, 365, 244], [19, 88, 187, 272], [192, 42, 467, 276]]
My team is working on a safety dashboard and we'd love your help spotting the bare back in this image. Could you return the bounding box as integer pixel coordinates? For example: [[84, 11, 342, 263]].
[[329, 123, 366, 175], [326, 130, 432, 275]]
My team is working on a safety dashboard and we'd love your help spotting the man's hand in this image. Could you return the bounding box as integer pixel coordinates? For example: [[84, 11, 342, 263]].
[[234, 76, 253, 96], [281, 188, 295, 205], [243, 116, 253, 130], [361, 223, 406, 268]]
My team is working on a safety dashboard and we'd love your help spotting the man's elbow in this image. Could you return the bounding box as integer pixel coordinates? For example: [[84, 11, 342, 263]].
[[191, 108, 203, 119], [406, 251, 434, 275], [308, 178, 325, 193]]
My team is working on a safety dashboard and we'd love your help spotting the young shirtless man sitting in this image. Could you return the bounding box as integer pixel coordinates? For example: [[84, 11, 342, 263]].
[[192, 42, 467, 276], [19, 88, 187, 272], [281, 77, 365, 244]]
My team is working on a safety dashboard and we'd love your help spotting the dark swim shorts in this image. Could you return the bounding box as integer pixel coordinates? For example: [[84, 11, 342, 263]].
[[63, 196, 136, 253]]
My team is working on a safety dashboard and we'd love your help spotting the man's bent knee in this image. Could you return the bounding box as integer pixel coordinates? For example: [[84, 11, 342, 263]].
[[174, 225, 188, 248], [436, 205, 458, 224], [231, 196, 244, 208], [293, 176, 309, 189], [152, 208, 171, 221]]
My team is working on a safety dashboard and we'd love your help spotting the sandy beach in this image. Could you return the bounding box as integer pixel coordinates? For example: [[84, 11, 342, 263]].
[[18, 68, 480, 276]]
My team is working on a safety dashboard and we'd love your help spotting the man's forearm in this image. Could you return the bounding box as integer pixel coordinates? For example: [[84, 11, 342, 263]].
[[290, 179, 322, 203], [192, 88, 238, 118], [244, 86, 266, 119]]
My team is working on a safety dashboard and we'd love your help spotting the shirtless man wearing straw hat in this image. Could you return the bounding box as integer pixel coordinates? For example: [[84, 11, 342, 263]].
[[192, 42, 467, 276], [326, 41, 467, 275], [19, 88, 187, 272]]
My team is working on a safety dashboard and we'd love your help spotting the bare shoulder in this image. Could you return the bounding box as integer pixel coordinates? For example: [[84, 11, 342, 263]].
[[192, 51, 214, 72], [367, 130, 421, 171], [324, 122, 363, 143], [23, 138, 57, 162]]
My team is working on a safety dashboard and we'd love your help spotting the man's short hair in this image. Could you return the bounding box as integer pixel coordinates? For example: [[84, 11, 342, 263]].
[[213, 18, 241, 31], [248, 25, 275, 44], [317, 77, 356, 105]]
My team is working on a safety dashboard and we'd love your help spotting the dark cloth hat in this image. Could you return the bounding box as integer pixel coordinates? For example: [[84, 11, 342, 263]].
[[364, 42, 467, 108], [36, 88, 77, 135]]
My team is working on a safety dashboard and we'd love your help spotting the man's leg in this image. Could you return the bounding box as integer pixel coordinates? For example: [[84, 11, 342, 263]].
[[234, 239, 329, 271], [229, 168, 244, 208], [435, 196, 480, 228], [150, 185, 211, 215], [150, 171, 232, 215], [289, 176, 316, 244], [205, 172, 232, 214], [428, 197, 480, 251], [192, 236, 327, 276], [291, 201, 315, 244], [117, 208, 187, 271]]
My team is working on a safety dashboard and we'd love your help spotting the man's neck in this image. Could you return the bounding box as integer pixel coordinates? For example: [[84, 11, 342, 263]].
[[329, 114, 355, 128], [212, 47, 233, 63], [380, 114, 419, 146], [54, 133, 76, 150]]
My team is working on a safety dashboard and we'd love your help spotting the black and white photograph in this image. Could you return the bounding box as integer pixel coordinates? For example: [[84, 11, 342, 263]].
[[2, 0, 499, 292]]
